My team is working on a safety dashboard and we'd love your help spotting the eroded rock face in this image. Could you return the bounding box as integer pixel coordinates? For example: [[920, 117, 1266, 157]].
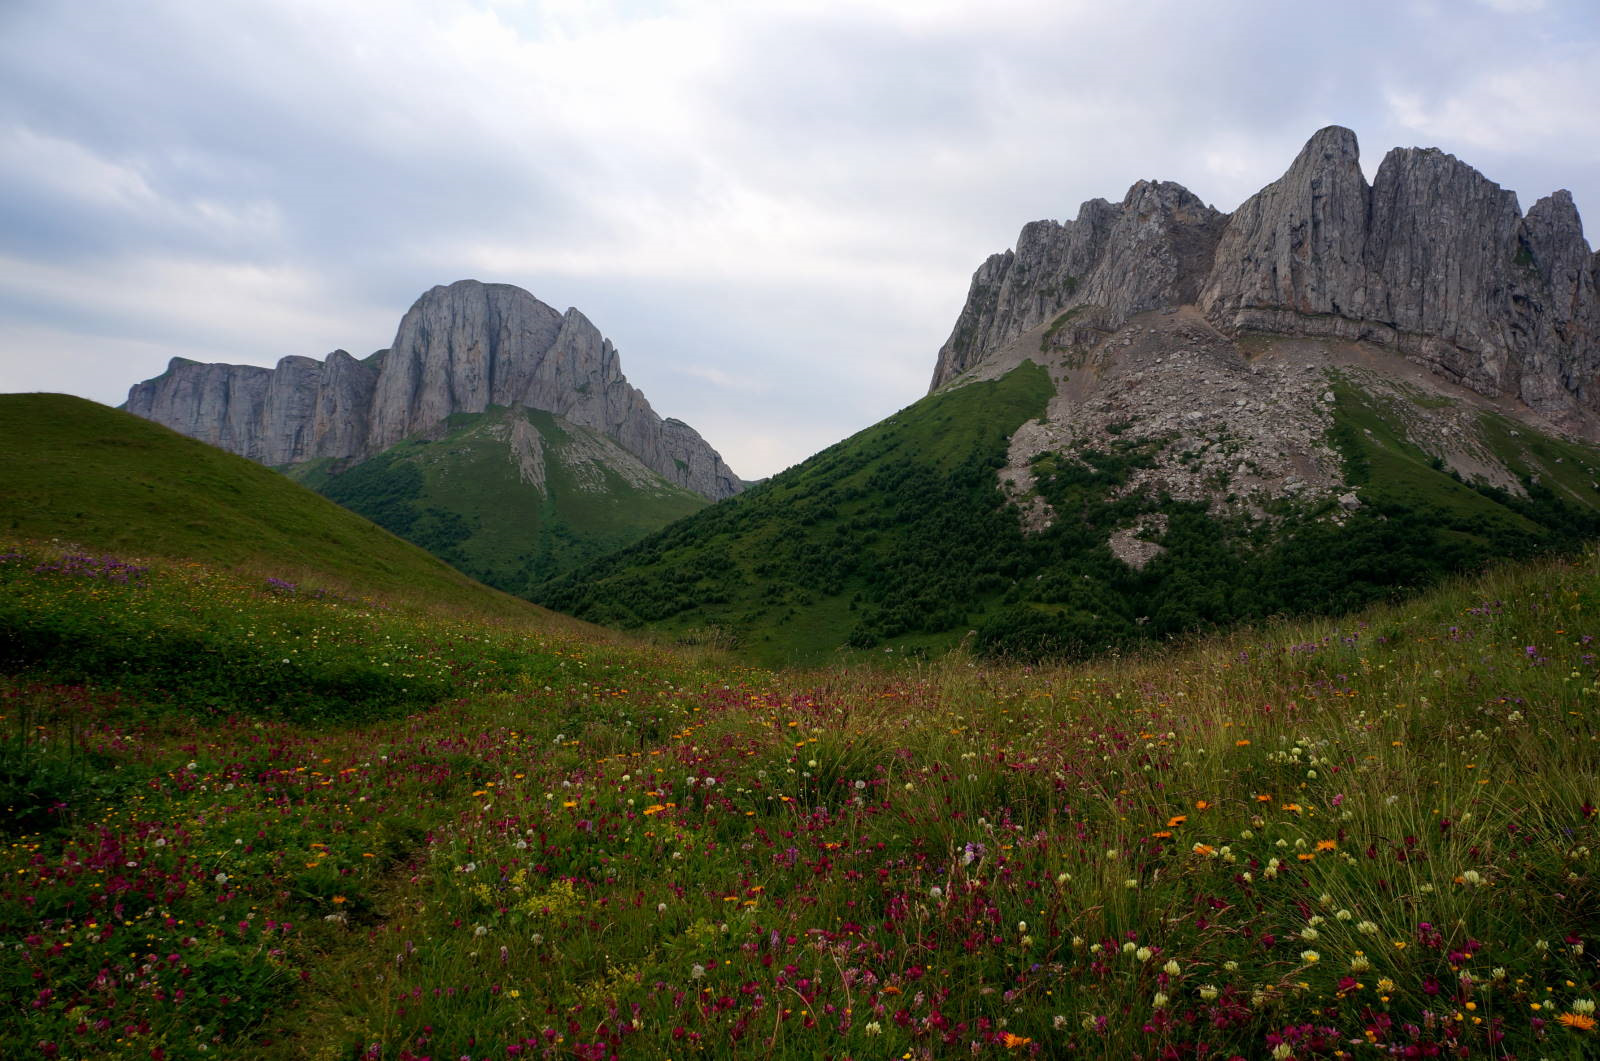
[[125, 281, 742, 500], [931, 183, 1226, 389], [934, 126, 1600, 437]]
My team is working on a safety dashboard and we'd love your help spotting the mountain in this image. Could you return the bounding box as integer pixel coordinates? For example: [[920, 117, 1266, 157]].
[[0, 393, 550, 619], [123, 280, 743, 588], [538, 127, 1600, 665], [126, 279, 742, 500], [284, 405, 708, 598]]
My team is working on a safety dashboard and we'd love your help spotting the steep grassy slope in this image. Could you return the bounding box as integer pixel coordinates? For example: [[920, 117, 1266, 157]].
[[287, 406, 708, 596], [4, 537, 1598, 1059], [538, 364, 1600, 665], [0, 393, 539, 617], [536, 362, 1057, 665]]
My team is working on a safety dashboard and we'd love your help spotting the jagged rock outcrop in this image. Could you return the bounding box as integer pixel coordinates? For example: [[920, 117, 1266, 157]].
[[931, 182, 1226, 388], [125, 280, 742, 500], [932, 126, 1600, 436]]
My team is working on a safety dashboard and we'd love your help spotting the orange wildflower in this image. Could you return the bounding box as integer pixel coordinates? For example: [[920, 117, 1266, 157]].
[[1167, 815, 1188, 827], [1001, 1032, 1033, 1048], [1558, 1012, 1596, 1031], [1316, 839, 1338, 852]]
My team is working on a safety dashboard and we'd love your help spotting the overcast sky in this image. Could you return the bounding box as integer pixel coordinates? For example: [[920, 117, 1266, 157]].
[[2, 0, 1597, 479]]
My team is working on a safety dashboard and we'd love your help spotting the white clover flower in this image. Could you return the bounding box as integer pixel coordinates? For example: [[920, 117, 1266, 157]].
[[1152, 992, 1169, 1008], [1135, 946, 1153, 962], [1199, 984, 1219, 1001], [691, 964, 706, 979], [1163, 959, 1181, 976]]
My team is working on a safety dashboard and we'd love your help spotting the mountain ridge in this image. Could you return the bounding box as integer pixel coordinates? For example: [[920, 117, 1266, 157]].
[[543, 127, 1600, 663], [932, 126, 1599, 440], [124, 279, 743, 501]]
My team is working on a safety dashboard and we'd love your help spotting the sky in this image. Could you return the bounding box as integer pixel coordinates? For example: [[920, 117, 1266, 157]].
[[2, 0, 1598, 481]]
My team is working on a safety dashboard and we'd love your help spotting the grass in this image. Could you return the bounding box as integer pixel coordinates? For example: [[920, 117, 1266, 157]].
[[544, 364, 1600, 670], [288, 407, 707, 596], [3, 536, 1598, 1059], [536, 361, 1056, 666], [1326, 379, 1541, 539], [0, 394, 541, 620]]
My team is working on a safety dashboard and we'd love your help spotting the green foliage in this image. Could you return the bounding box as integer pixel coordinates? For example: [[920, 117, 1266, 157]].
[[0, 545, 569, 724], [291, 407, 706, 597], [541, 369, 1600, 667], [3, 518, 1600, 1059], [536, 363, 1057, 665], [0, 394, 533, 617]]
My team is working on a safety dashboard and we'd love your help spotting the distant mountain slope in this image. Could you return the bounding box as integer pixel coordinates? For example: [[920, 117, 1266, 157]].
[[538, 129, 1600, 665], [0, 393, 544, 617], [285, 405, 707, 598], [125, 280, 743, 500], [933, 126, 1599, 437]]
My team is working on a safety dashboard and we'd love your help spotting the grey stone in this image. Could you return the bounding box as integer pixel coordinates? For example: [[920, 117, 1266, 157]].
[[125, 280, 742, 500], [932, 126, 1600, 437]]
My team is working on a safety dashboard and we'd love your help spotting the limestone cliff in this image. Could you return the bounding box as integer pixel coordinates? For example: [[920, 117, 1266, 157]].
[[932, 126, 1600, 437], [125, 281, 742, 500]]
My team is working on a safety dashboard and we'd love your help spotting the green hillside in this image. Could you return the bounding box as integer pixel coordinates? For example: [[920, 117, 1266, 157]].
[[4, 530, 1598, 1059], [537, 363, 1600, 665], [0, 393, 540, 617], [287, 406, 708, 597]]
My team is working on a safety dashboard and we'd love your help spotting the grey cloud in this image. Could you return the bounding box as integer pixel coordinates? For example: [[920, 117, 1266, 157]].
[[0, 0, 1597, 478]]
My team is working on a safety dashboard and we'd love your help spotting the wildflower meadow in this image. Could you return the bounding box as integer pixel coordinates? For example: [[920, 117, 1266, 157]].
[[2, 540, 1597, 1059]]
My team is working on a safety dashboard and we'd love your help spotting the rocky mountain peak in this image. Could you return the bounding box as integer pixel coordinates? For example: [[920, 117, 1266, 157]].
[[929, 175, 1226, 390], [126, 279, 743, 501], [935, 126, 1600, 437]]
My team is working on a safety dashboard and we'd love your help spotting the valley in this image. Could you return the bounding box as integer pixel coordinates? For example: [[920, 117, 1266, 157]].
[[4, 123, 1599, 1060]]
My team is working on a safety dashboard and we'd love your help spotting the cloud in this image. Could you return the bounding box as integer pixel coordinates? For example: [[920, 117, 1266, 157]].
[[1, 0, 1597, 477]]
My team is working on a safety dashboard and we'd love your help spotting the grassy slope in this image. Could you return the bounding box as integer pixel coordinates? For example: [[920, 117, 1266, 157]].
[[535, 362, 1057, 666], [289, 407, 707, 597], [541, 363, 1600, 667], [3, 536, 1597, 1060], [0, 393, 541, 618]]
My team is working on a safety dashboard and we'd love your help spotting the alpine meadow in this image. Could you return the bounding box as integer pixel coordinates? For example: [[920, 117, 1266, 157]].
[[4, 80, 1600, 1061]]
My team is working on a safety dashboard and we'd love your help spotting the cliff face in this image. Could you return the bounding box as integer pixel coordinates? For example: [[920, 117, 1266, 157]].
[[931, 182, 1226, 387], [125, 281, 742, 500], [932, 126, 1600, 435]]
